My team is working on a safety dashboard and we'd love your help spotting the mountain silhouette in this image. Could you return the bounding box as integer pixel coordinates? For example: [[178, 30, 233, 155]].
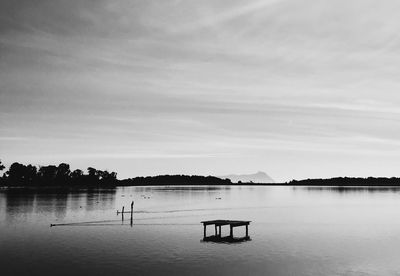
[[220, 171, 275, 183]]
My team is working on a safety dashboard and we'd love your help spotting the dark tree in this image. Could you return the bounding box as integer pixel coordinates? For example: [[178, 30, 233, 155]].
[[69, 169, 84, 185], [71, 169, 83, 179], [87, 167, 97, 178], [38, 165, 58, 185], [0, 159, 5, 184], [5, 162, 37, 186], [86, 167, 99, 185], [56, 163, 71, 183], [25, 164, 38, 183], [6, 162, 26, 184], [99, 170, 117, 185]]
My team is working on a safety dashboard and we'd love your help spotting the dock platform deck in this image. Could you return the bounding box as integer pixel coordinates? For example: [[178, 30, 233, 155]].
[[201, 220, 251, 242]]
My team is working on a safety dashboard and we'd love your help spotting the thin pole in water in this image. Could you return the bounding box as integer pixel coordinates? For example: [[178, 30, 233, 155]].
[[130, 201, 134, 226]]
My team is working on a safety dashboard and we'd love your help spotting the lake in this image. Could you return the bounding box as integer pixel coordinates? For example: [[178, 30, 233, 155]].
[[1, 185, 400, 276]]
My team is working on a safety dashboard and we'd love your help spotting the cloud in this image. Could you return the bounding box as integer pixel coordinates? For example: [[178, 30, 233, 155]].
[[2, 0, 400, 180]]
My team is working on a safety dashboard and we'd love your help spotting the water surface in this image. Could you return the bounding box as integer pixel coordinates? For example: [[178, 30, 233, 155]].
[[1, 186, 400, 275]]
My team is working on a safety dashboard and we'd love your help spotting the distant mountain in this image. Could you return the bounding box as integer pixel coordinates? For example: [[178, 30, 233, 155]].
[[219, 171, 275, 183]]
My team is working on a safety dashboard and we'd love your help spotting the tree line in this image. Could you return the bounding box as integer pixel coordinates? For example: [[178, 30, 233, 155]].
[[119, 175, 232, 186], [288, 177, 400, 186], [0, 159, 117, 187], [0, 159, 232, 187]]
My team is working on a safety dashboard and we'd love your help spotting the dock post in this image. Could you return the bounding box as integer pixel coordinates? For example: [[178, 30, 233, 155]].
[[230, 225, 233, 238], [246, 224, 248, 237], [219, 226, 221, 237], [122, 206, 125, 221], [130, 202, 133, 227], [130, 201, 134, 220], [203, 224, 206, 238], [215, 225, 217, 236]]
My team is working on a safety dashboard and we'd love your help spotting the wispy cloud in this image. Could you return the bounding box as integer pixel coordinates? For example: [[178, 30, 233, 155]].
[[2, 0, 400, 180]]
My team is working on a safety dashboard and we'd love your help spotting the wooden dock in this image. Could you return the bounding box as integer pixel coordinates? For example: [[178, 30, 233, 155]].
[[201, 220, 251, 243]]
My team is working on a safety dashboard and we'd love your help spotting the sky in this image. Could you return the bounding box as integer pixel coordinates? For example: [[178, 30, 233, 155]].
[[1, 0, 400, 182]]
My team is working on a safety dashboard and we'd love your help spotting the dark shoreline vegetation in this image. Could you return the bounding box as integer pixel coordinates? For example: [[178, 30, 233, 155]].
[[1, 160, 400, 188], [119, 175, 231, 186], [0, 160, 232, 188], [0, 161, 118, 188], [288, 177, 400, 186]]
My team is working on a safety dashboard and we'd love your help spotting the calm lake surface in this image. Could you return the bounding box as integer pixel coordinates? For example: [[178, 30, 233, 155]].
[[1, 185, 400, 276]]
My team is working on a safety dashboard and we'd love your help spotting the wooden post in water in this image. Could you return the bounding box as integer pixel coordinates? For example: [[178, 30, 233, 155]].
[[203, 224, 206, 238], [121, 206, 125, 221], [130, 201, 134, 219], [219, 226, 221, 237], [130, 201, 134, 226], [230, 225, 233, 238], [246, 225, 248, 237]]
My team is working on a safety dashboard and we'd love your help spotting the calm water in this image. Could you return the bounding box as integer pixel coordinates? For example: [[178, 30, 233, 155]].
[[1, 185, 400, 276]]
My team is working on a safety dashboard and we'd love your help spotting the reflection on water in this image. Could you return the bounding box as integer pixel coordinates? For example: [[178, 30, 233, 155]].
[[202, 235, 251, 244], [2, 188, 116, 222], [1, 185, 400, 276]]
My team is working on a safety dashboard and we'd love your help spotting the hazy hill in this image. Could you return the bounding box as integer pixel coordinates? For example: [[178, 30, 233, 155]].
[[220, 171, 275, 183]]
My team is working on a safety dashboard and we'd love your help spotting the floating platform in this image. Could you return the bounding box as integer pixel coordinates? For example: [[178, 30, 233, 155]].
[[201, 220, 251, 243]]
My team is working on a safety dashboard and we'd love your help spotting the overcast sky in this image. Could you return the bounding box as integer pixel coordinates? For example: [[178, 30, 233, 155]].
[[1, 0, 400, 181]]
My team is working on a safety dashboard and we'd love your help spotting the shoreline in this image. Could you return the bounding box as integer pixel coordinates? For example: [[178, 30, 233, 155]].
[[2, 183, 400, 190]]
